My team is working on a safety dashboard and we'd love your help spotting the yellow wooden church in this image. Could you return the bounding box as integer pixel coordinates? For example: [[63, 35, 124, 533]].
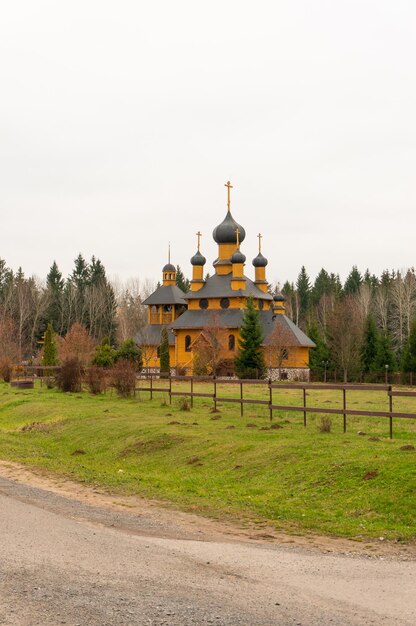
[[141, 182, 314, 379]]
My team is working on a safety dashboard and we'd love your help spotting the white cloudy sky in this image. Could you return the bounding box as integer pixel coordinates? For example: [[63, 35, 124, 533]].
[[1, 0, 415, 287]]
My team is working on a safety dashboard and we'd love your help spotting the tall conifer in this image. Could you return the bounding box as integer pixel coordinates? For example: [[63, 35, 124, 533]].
[[361, 314, 379, 372], [43, 323, 58, 366], [159, 326, 170, 374], [234, 298, 265, 379]]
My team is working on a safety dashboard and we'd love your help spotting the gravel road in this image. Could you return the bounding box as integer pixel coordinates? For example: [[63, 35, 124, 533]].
[[0, 469, 415, 626]]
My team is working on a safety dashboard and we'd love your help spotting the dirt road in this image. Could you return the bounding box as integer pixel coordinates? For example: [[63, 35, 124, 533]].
[[0, 464, 414, 626]]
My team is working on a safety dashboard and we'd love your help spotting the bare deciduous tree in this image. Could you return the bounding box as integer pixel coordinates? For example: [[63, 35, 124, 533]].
[[193, 312, 228, 375], [328, 295, 363, 382], [265, 320, 295, 379]]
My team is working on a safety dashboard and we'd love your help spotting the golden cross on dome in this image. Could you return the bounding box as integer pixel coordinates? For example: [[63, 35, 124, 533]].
[[196, 231, 202, 251], [224, 180, 233, 210], [235, 227, 240, 248], [257, 233, 262, 253]]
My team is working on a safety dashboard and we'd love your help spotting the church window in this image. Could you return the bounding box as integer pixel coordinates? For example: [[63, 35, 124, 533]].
[[185, 335, 192, 352], [163, 305, 172, 312], [280, 348, 289, 361], [228, 334, 235, 351], [220, 297, 230, 309], [258, 300, 264, 310], [199, 298, 208, 309]]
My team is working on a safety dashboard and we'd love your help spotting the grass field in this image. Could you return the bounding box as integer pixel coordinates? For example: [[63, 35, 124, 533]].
[[0, 380, 415, 541]]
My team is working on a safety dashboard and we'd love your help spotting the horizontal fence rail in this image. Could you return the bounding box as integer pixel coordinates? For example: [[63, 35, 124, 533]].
[[135, 375, 416, 438], [7, 367, 416, 439]]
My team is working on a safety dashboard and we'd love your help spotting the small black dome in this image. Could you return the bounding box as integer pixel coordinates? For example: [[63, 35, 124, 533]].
[[213, 210, 246, 244], [273, 291, 286, 302], [163, 263, 176, 272], [252, 252, 268, 267], [190, 250, 206, 266], [231, 249, 246, 264]]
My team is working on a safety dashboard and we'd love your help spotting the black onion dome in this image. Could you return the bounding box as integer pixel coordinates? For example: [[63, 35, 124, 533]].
[[212, 210, 246, 244], [273, 291, 286, 302], [231, 249, 246, 264], [190, 250, 206, 266], [252, 252, 268, 267], [163, 263, 176, 272]]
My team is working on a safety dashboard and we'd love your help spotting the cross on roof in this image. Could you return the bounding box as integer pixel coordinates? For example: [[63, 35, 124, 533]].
[[235, 227, 240, 248], [196, 231, 202, 251], [257, 233, 262, 253], [224, 180, 233, 210]]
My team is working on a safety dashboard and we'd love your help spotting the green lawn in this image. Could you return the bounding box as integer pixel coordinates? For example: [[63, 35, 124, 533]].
[[0, 380, 415, 541]]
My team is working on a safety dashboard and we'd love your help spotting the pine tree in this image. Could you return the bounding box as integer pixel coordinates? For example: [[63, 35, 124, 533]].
[[402, 320, 416, 372], [176, 266, 190, 293], [115, 339, 143, 370], [93, 336, 115, 367], [0, 259, 13, 299], [363, 269, 379, 289], [296, 266, 311, 325], [361, 314, 379, 372], [159, 326, 170, 374], [344, 266, 362, 295], [329, 273, 343, 297], [372, 331, 396, 372], [71, 254, 90, 288], [89, 256, 107, 285], [306, 320, 330, 371], [311, 268, 331, 305], [234, 297, 265, 379], [46, 261, 64, 332], [43, 323, 58, 366]]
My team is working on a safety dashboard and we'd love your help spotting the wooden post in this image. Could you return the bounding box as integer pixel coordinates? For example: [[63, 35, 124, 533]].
[[269, 378, 273, 421], [240, 381, 243, 417], [389, 385, 393, 439], [213, 375, 217, 412], [343, 387, 347, 433], [303, 387, 307, 427], [190, 376, 194, 408], [169, 375, 172, 405], [150, 375, 153, 400]]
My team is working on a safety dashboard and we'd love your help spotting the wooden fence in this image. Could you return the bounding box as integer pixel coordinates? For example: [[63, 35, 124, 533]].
[[8, 367, 416, 439], [136, 375, 416, 439]]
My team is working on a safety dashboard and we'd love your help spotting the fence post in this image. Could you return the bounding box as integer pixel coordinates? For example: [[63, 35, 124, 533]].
[[343, 387, 347, 433], [388, 385, 393, 439], [190, 376, 194, 408], [213, 375, 217, 411], [303, 387, 307, 427], [150, 375, 153, 400], [269, 378, 273, 421], [169, 375, 172, 405], [240, 381, 243, 417]]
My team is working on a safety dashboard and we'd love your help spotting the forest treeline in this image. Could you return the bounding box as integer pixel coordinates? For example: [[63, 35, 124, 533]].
[[1, 254, 416, 381], [281, 265, 416, 381]]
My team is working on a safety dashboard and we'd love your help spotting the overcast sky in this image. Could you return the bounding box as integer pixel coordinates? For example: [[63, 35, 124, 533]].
[[1, 0, 415, 288]]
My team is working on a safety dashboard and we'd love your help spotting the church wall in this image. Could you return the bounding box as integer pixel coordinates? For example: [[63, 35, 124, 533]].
[[141, 344, 176, 371], [264, 346, 309, 370], [175, 328, 239, 374]]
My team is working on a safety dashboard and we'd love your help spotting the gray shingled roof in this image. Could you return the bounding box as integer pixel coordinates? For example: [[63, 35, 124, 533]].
[[135, 324, 176, 347], [143, 284, 187, 306], [184, 273, 273, 301], [261, 313, 316, 347], [170, 309, 315, 348]]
